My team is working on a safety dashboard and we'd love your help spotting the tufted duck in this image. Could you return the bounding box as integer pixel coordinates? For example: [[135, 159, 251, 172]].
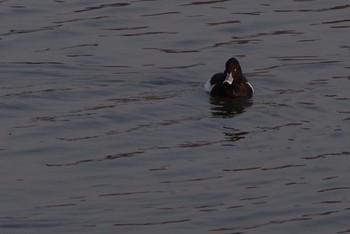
[[204, 57, 254, 98]]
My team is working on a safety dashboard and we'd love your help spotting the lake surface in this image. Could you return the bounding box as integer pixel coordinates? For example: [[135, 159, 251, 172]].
[[1, 0, 349, 233]]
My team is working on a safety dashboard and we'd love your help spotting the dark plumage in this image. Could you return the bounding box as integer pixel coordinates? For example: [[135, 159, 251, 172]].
[[204, 57, 254, 98]]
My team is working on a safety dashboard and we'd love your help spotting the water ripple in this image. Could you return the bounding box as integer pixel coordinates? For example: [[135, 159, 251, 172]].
[[0, 24, 62, 36], [207, 20, 241, 26], [45, 151, 144, 167], [275, 4, 350, 13], [180, 0, 231, 6], [142, 11, 180, 17], [113, 219, 191, 227], [120, 31, 178, 36], [74, 3, 129, 13]]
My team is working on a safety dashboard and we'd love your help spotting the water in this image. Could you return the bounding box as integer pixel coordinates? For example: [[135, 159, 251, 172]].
[[1, 0, 349, 233]]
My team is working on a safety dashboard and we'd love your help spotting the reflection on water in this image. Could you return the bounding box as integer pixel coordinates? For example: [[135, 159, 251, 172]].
[[1, 0, 350, 233], [209, 96, 253, 118]]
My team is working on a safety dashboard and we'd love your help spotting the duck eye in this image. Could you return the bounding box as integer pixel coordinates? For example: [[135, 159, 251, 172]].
[[234, 68, 237, 72]]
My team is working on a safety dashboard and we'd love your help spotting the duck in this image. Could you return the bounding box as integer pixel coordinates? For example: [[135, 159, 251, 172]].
[[204, 57, 254, 98]]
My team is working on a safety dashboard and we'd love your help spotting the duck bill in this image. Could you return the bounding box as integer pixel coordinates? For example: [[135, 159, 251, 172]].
[[223, 72, 234, 85]]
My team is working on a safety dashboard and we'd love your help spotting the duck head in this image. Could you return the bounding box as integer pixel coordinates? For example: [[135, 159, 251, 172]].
[[223, 57, 244, 85]]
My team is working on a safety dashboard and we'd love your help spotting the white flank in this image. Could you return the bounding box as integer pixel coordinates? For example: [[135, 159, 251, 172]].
[[204, 79, 215, 93], [247, 82, 254, 93]]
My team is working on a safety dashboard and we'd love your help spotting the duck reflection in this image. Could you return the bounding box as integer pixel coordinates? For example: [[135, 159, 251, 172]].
[[209, 96, 253, 143], [209, 96, 253, 118]]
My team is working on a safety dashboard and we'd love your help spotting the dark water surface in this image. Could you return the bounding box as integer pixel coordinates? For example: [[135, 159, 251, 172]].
[[1, 0, 349, 233]]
